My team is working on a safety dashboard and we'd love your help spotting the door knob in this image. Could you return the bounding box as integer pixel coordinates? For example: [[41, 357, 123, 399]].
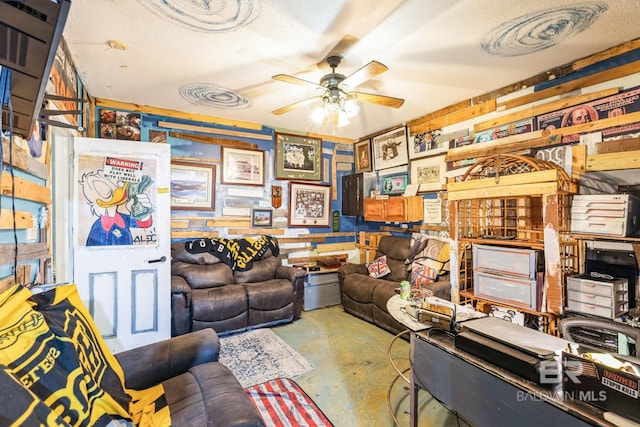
[[148, 256, 167, 263]]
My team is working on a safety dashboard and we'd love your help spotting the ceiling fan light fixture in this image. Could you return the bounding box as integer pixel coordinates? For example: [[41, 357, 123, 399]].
[[311, 94, 358, 127], [343, 99, 360, 118]]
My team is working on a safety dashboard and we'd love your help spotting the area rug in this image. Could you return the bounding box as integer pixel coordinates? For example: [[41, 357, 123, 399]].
[[245, 378, 334, 427], [219, 328, 313, 388]]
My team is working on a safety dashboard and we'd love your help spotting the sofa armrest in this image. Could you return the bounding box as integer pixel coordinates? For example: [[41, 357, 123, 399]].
[[115, 328, 220, 390], [338, 263, 368, 283], [276, 265, 306, 320], [275, 265, 306, 281]]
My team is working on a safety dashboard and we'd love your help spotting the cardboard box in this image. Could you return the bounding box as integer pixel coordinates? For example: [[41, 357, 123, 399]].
[[563, 352, 640, 422]]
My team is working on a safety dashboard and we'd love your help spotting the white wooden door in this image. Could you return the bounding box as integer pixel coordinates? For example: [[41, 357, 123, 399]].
[[72, 137, 171, 353]]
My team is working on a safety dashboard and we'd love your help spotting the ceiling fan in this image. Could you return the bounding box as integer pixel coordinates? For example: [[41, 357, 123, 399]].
[[271, 55, 404, 117]]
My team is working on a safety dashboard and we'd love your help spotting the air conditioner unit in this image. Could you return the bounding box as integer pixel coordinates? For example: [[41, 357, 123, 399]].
[[1, 0, 71, 138]]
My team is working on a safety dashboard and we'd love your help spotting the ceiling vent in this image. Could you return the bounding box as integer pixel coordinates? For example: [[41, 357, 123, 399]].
[[0, 0, 71, 138]]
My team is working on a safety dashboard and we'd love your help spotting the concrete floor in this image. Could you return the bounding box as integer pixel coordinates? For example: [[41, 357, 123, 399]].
[[272, 305, 472, 427]]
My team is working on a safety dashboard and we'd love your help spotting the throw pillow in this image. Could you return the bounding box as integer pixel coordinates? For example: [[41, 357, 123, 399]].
[[412, 237, 450, 275], [368, 255, 391, 278], [410, 265, 438, 287], [404, 233, 430, 269]]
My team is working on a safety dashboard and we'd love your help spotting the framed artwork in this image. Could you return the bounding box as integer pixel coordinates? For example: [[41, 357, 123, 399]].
[[275, 132, 322, 180], [372, 126, 409, 171], [381, 173, 409, 195], [410, 155, 446, 193], [251, 208, 273, 228], [221, 147, 265, 186], [354, 139, 372, 173], [409, 129, 446, 159], [170, 161, 216, 210], [288, 181, 331, 227]]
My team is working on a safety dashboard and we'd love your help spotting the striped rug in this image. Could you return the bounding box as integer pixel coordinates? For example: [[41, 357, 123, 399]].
[[245, 378, 333, 427]]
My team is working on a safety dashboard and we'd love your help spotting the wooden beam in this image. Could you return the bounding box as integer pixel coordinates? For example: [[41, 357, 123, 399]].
[[0, 172, 50, 204], [448, 170, 560, 193], [571, 144, 587, 181], [171, 220, 189, 229], [279, 246, 313, 254], [410, 100, 497, 135], [594, 136, 640, 154], [549, 110, 640, 138], [226, 228, 285, 235], [170, 230, 219, 239], [0, 210, 33, 229], [158, 120, 271, 141], [446, 130, 552, 162], [169, 132, 258, 149], [572, 38, 640, 70], [205, 219, 251, 228], [448, 111, 640, 163], [474, 87, 620, 133], [96, 98, 264, 131], [316, 242, 357, 252], [472, 64, 575, 105], [297, 232, 356, 238], [448, 182, 559, 201], [406, 99, 472, 129], [498, 60, 640, 111], [278, 236, 326, 244], [0, 243, 47, 264], [586, 150, 640, 171]]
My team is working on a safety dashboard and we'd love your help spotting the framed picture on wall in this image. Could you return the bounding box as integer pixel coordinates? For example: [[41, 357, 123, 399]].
[[372, 126, 408, 171], [251, 208, 273, 228], [410, 155, 446, 193], [409, 129, 445, 159], [288, 181, 331, 227], [170, 161, 216, 211], [354, 139, 372, 173], [275, 132, 322, 180], [381, 173, 409, 195], [221, 147, 265, 186]]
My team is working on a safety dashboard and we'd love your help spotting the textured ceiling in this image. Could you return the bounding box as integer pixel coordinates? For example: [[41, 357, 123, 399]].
[[62, 0, 640, 140]]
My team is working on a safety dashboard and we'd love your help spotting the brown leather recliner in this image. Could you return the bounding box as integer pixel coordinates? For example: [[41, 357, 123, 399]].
[[170, 240, 306, 337], [114, 328, 265, 426], [338, 235, 451, 335]]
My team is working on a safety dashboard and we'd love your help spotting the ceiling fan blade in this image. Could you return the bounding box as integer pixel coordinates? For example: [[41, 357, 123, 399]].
[[272, 74, 324, 90], [272, 96, 322, 115], [350, 91, 404, 109], [341, 61, 388, 89]]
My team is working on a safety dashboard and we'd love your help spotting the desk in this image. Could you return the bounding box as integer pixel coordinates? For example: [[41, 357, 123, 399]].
[[385, 296, 613, 427], [410, 328, 613, 427]]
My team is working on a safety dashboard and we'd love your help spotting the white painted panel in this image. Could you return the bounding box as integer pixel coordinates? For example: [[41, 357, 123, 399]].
[[132, 269, 157, 333], [89, 271, 118, 337]]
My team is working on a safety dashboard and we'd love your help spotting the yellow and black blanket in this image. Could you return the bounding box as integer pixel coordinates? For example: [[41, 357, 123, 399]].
[[185, 234, 279, 271], [0, 284, 170, 426]]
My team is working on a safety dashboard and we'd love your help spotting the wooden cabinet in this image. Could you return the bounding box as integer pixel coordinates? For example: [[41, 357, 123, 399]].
[[448, 154, 578, 334], [363, 196, 424, 222], [342, 172, 376, 217]]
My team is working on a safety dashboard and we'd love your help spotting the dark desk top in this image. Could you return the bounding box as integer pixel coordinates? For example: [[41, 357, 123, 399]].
[[414, 329, 615, 426]]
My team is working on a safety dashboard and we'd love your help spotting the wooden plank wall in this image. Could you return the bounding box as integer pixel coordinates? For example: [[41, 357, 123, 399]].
[[0, 135, 50, 285]]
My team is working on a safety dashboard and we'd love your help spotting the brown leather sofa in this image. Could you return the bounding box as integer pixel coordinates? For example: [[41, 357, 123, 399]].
[[171, 240, 306, 337], [338, 235, 451, 335], [114, 328, 265, 426]]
